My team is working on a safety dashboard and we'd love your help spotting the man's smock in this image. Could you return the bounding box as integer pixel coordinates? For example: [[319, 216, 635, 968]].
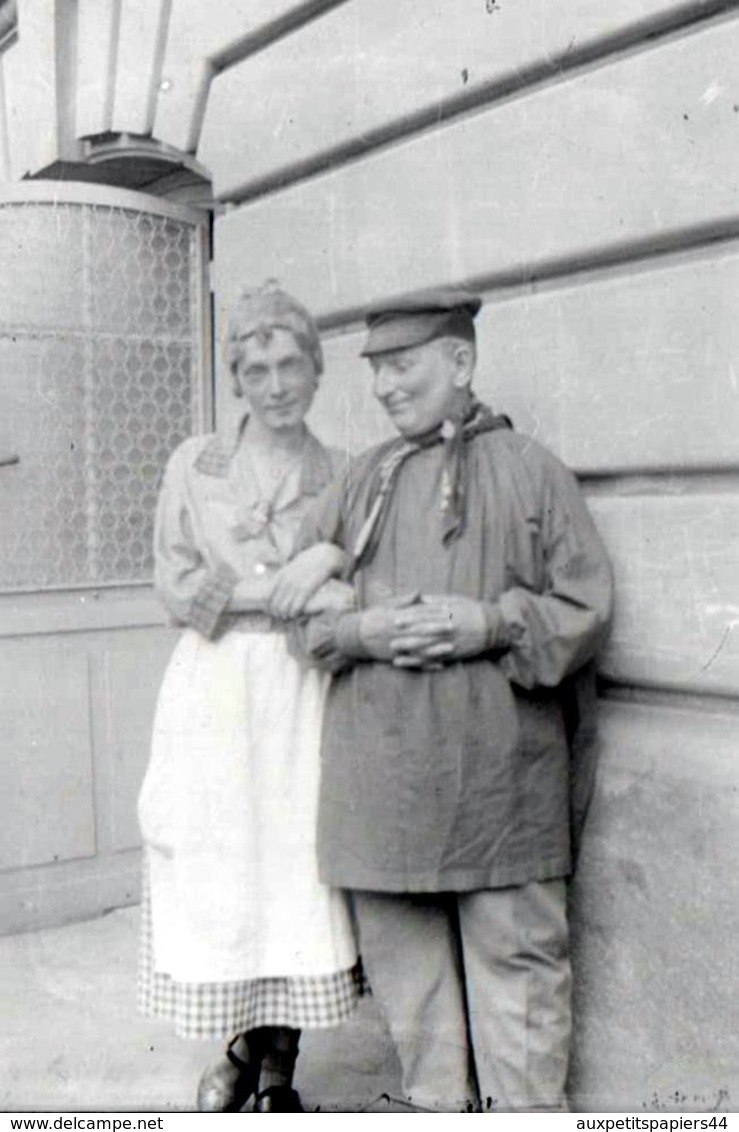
[[291, 421, 613, 894]]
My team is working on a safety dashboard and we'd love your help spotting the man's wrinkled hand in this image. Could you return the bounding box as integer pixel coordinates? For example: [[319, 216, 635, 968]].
[[390, 594, 488, 668], [356, 593, 422, 661], [269, 543, 346, 619]]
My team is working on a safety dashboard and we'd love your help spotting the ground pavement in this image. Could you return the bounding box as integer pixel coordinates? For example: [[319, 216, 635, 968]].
[[0, 905, 407, 1113]]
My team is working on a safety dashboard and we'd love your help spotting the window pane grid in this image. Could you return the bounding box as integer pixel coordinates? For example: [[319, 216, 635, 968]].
[[0, 199, 204, 591]]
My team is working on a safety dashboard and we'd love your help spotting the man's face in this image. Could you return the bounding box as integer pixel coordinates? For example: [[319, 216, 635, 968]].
[[236, 328, 318, 432], [369, 339, 470, 437]]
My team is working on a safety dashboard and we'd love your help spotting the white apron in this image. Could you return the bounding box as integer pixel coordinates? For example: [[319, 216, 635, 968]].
[[137, 627, 358, 983]]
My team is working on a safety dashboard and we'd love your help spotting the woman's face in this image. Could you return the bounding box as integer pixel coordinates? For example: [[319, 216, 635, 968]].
[[235, 327, 318, 433]]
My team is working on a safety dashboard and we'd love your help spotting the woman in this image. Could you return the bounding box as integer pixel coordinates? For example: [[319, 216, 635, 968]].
[[137, 284, 360, 1113]]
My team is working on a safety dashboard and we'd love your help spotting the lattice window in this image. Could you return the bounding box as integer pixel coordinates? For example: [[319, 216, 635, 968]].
[[0, 193, 208, 591]]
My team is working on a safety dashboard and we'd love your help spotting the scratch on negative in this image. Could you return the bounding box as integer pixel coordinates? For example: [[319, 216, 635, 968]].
[[700, 624, 732, 672]]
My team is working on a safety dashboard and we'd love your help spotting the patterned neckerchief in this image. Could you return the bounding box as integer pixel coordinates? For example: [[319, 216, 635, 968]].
[[348, 399, 512, 576]]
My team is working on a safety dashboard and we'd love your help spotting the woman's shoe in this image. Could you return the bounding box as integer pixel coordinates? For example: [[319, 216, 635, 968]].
[[252, 1085, 304, 1112], [196, 1035, 257, 1112]]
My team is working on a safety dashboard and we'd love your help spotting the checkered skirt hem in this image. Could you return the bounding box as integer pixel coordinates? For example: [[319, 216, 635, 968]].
[[137, 880, 365, 1040]]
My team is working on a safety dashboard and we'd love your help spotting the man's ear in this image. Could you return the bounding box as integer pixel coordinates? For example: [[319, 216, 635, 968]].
[[452, 343, 474, 389]]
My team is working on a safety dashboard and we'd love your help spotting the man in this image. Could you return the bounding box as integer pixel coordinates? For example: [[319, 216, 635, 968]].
[[284, 288, 613, 1112]]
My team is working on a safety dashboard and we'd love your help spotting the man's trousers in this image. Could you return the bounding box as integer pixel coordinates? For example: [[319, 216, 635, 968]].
[[353, 879, 571, 1112]]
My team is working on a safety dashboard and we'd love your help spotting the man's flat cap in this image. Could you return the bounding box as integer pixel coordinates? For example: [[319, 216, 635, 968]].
[[360, 287, 483, 356]]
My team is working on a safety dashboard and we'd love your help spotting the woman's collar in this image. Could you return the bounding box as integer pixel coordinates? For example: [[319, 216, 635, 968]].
[[193, 413, 333, 496]]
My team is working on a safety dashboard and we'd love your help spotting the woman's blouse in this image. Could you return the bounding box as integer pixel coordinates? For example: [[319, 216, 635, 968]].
[[153, 416, 340, 638]]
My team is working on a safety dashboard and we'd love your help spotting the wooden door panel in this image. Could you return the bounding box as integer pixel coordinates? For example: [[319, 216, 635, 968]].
[[0, 644, 95, 873], [0, 186, 209, 933], [102, 633, 179, 853]]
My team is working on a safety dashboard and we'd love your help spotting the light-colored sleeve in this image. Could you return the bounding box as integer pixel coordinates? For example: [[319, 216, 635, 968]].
[[496, 451, 614, 689], [153, 445, 239, 639], [287, 470, 358, 671]]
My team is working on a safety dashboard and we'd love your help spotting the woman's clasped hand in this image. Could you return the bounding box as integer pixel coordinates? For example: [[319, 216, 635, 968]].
[[268, 542, 355, 619]]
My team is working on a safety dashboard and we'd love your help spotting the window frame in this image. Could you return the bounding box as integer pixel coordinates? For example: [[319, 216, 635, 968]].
[[0, 181, 212, 607]]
